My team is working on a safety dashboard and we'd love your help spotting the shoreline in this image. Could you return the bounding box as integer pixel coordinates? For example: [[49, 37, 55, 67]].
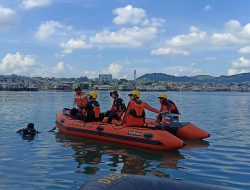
[[1, 89, 250, 92]]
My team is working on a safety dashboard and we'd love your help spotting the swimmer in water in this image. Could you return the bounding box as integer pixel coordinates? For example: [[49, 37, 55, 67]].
[[17, 123, 39, 137]]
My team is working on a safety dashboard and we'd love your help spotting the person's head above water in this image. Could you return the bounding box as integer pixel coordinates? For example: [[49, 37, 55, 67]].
[[27, 123, 35, 130], [17, 123, 38, 137]]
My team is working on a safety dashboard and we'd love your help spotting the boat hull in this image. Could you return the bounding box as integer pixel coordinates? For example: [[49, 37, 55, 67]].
[[145, 119, 210, 140], [176, 123, 210, 139], [56, 111, 184, 151]]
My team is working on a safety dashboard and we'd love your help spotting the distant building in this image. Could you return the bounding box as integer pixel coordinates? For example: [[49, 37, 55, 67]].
[[99, 74, 112, 84], [93, 85, 113, 90]]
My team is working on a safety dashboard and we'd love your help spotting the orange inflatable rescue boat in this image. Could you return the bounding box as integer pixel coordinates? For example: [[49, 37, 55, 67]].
[[56, 109, 184, 151]]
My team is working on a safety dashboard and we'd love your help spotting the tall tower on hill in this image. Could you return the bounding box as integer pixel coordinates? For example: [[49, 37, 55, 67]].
[[134, 70, 136, 81]]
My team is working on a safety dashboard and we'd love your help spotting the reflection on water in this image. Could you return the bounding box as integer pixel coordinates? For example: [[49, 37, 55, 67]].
[[55, 132, 210, 177], [183, 140, 210, 150], [19, 135, 37, 142]]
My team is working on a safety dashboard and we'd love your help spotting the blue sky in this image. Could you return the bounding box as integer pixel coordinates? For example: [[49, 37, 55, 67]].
[[1, 0, 250, 79]]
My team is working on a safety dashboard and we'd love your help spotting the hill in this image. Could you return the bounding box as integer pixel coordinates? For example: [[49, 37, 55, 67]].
[[138, 73, 250, 84]]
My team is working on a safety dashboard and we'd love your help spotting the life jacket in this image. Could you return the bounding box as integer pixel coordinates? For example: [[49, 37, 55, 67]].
[[124, 100, 146, 127], [128, 100, 146, 118], [86, 99, 101, 119], [110, 98, 126, 115], [161, 99, 180, 114], [75, 92, 88, 108]]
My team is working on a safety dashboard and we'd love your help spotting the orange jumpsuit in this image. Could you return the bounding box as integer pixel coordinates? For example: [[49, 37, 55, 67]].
[[124, 99, 160, 127]]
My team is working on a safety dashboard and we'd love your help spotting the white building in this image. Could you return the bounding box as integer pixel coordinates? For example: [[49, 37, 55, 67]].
[[99, 74, 112, 84]]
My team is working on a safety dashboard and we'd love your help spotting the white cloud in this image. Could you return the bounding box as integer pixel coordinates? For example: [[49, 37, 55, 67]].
[[204, 5, 212, 11], [0, 52, 36, 75], [60, 37, 92, 54], [211, 33, 242, 45], [20, 0, 52, 10], [90, 4, 164, 48], [228, 57, 250, 75], [153, 20, 250, 57], [91, 26, 157, 47], [152, 26, 206, 56], [35, 21, 71, 41], [107, 63, 123, 78], [31, 62, 65, 77], [33, 62, 79, 77], [151, 47, 189, 56], [31, 63, 92, 78], [238, 46, 250, 54], [101, 63, 129, 79], [164, 66, 202, 76], [143, 18, 165, 27], [0, 6, 19, 30], [211, 20, 250, 45], [225, 20, 241, 32], [167, 26, 208, 47], [40, 63, 100, 78], [232, 57, 250, 68], [228, 68, 249, 75], [0, 52, 97, 78], [240, 23, 250, 38], [112, 5, 146, 25], [52, 61, 64, 73], [155, 20, 250, 55]]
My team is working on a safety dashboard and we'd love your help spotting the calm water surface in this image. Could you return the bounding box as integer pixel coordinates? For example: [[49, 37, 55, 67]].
[[0, 91, 250, 190]]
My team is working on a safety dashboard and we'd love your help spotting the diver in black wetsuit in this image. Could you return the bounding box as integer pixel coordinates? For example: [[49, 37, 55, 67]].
[[17, 123, 39, 137]]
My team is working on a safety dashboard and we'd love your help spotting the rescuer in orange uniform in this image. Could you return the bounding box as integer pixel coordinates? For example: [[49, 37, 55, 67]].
[[123, 90, 160, 127], [158, 93, 180, 115], [70, 86, 88, 118], [156, 93, 180, 123], [74, 86, 88, 114], [105, 91, 126, 123], [83, 91, 102, 122]]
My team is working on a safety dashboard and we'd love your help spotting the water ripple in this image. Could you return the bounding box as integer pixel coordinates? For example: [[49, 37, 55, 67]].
[[0, 91, 250, 190]]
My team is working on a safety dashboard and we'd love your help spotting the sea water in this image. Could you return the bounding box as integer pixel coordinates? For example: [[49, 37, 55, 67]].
[[0, 91, 249, 190]]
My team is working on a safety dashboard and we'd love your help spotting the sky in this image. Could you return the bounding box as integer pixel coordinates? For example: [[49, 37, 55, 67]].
[[1, 0, 250, 79]]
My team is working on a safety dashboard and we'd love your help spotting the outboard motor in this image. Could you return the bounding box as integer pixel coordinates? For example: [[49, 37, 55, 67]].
[[163, 113, 180, 127]]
